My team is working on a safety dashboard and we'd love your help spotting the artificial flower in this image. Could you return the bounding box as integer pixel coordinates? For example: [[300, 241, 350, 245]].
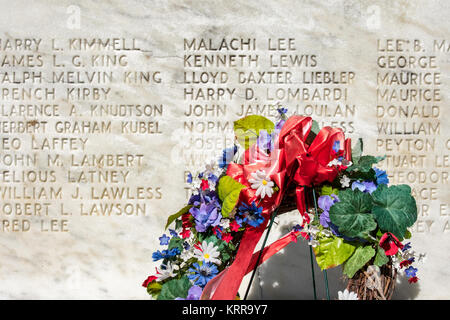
[[257, 130, 273, 153], [190, 202, 222, 232], [362, 181, 377, 194], [379, 232, 404, 256], [351, 181, 366, 192], [218, 145, 238, 169], [229, 220, 240, 232], [237, 202, 265, 228], [340, 175, 351, 188], [159, 234, 170, 245], [405, 266, 418, 278], [175, 285, 203, 300], [156, 261, 180, 281], [222, 233, 233, 243], [200, 179, 210, 191], [248, 170, 275, 199], [169, 229, 178, 237], [152, 248, 180, 262], [187, 262, 219, 287], [374, 167, 389, 185], [318, 194, 339, 212], [332, 140, 341, 154], [408, 276, 418, 283], [194, 241, 221, 265], [180, 248, 194, 261], [186, 172, 193, 183], [220, 218, 230, 229], [180, 228, 191, 239], [338, 289, 359, 300]]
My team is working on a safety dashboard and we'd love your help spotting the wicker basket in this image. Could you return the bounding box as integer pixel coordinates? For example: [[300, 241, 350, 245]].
[[346, 259, 397, 300]]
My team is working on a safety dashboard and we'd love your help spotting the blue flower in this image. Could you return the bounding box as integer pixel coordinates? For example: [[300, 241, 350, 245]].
[[159, 234, 170, 245], [151, 248, 180, 262], [292, 224, 303, 232], [257, 130, 273, 152], [190, 202, 222, 232], [332, 140, 340, 153], [237, 202, 265, 228], [374, 167, 389, 185], [186, 172, 193, 183], [175, 285, 203, 300], [169, 229, 178, 237], [362, 181, 377, 194], [318, 195, 339, 212], [218, 146, 238, 169], [187, 262, 219, 287], [402, 242, 411, 252], [352, 181, 366, 192], [208, 173, 219, 185], [405, 266, 418, 278], [183, 241, 190, 250], [277, 107, 288, 116]]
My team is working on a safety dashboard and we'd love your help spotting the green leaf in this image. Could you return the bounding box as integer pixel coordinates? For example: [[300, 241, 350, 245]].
[[343, 245, 376, 278], [373, 245, 389, 267], [157, 276, 191, 300], [329, 189, 377, 238], [147, 281, 162, 299], [371, 184, 417, 239], [234, 115, 274, 150], [347, 155, 384, 173], [321, 185, 339, 196], [313, 236, 356, 270], [217, 176, 246, 217], [168, 237, 183, 252], [165, 205, 192, 230]]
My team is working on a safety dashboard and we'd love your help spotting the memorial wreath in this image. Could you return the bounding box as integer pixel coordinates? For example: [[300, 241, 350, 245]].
[[143, 108, 421, 300]]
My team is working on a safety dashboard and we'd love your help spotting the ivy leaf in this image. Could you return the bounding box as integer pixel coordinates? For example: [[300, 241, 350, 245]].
[[343, 245, 376, 278], [234, 115, 274, 150], [157, 276, 191, 300], [373, 245, 389, 267], [165, 205, 192, 230], [313, 236, 356, 270], [329, 189, 377, 238], [217, 176, 246, 217], [347, 155, 384, 173], [371, 184, 417, 239]]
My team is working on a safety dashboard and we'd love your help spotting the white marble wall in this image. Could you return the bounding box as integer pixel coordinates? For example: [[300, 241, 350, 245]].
[[0, 0, 448, 299]]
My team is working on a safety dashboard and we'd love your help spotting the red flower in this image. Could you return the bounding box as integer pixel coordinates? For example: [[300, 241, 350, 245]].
[[182, 213, 192, 228], [200, 179, 209, 190], [180, 228, 191, 239], [300, 231, 309, 240], [230, 220, 240, 232], [379, 232, 404, 256], [222, 233, 233, 243], [408, 276, 418, 284], [142, 275, 157, 287], [400, 259, 412, 269]]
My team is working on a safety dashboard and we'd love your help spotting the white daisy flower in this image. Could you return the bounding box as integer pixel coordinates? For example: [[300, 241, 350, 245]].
[[327, 159, 341, 167], [194, 241, 221, 265], [340, 175, 351, 188], [248, 170, 275, 199], [156, 261, 179, 281], [180, 248, 194, 261], [338, 289, 359, 300]]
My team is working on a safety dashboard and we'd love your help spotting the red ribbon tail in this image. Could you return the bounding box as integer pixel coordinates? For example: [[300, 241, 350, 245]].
[[245, 231, 300, 274], [295, 186, 310, 223]]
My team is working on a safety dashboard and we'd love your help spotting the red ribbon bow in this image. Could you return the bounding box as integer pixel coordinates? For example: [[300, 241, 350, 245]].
[[201, 116, 351, 300]]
